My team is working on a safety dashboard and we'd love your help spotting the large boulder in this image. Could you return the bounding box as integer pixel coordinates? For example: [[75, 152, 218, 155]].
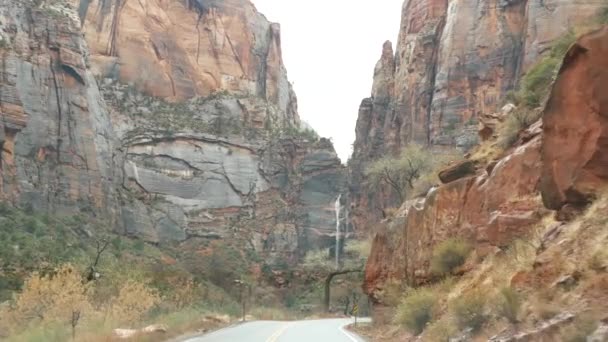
[[540, 27, 608, 211]]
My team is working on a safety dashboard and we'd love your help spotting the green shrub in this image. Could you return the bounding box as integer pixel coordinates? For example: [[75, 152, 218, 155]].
[[430, 239, 472, 276], [505, 30, 575, 110], [498, 109, 542, 148], [598, 7, 608, 24], [521, 57, 559, 107], [497, 287, 522, 323], [549, 30, 576, 59], [451, 291, 488, 332], [394, 287, 437, 335]]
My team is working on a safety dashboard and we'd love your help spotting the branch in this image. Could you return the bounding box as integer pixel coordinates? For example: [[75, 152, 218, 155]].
[[86, 239, 110, 282], [382, 168, 404, 202]]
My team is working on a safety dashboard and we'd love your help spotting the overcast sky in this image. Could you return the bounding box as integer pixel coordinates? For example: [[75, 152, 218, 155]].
[[252, 0, 403, 162]]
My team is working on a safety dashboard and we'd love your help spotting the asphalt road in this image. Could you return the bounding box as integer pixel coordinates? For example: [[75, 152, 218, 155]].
[[184, 318, 369, 342]]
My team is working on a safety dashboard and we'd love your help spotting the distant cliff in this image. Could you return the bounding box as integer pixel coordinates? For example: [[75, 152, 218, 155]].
[[0, 0, 345, 264]]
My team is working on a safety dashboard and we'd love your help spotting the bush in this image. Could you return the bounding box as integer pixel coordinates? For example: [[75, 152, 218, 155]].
[[430, 239, 472, 276], [109, 280, 161, 324], [394, 287, 437, 335], [451, 291, 488, 332], [498, 108, 542, 148], [343, 239, 372, 260], [425, 319, 457, 342], [497, 287, 522, 323], [522, 58, 559, 107], [377, 279, 407, 307], [504, 29, 575, 112]]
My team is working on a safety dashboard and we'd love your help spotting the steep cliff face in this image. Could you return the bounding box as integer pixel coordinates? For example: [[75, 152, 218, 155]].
[[540, 27, 608, 211], [363, 26, 608, 304], [76, 0, 298, 124], [350, 0, 607, 233], [0, 0, 117, 218], [365, 129, 544, 294], [0, 0, 345, 265]]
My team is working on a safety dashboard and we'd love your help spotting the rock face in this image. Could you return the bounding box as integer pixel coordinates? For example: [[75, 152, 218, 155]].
[[350, 0, 607, 232], [365, 134, 544, 294], [362, 27, 608, 303], [76, 0, 298, 124], [0, 0, 116, 217], [0, 0, 345, 263], [540, 27, 608, 211]]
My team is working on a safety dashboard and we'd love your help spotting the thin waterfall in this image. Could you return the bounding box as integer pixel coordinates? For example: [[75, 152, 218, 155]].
[[335, 194, 342, 269]]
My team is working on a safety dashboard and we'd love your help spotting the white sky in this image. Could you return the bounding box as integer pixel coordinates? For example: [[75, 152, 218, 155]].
[[252, 0, 403, 162]]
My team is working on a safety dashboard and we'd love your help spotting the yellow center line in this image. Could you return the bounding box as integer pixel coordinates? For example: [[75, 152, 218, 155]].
[[266, 322, 294, 342]]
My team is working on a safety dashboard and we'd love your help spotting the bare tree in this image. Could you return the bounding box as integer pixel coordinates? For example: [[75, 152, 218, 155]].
[[86, 238, 110, 282], [365, 144, 434, 202]]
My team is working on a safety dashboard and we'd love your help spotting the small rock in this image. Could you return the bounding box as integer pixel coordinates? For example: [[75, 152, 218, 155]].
[[587, 323, 608, 342], [142, 324, 167, 333]]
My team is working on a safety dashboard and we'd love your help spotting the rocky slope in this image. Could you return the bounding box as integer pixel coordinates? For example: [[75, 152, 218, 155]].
[[360, 23, 608, 341], [349, 0, 607, 230], [0, 0, 345, 265]]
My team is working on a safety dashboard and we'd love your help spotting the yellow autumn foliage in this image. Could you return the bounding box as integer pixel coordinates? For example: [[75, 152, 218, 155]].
[[10, 264, 92, 326], [109, 279, 161, 324]]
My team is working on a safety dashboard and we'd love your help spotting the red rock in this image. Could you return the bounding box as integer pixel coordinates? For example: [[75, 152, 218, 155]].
[[364, 136, 543, 293], [540, 27, 608, 210], [438, 160, 477, 184]]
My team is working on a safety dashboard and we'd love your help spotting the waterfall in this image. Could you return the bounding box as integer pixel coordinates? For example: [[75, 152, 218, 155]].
[[335, 194, 342, 269]]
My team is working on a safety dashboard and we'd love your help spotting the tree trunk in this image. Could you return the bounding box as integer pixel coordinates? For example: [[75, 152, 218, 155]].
[[323, 269, 362, 312]]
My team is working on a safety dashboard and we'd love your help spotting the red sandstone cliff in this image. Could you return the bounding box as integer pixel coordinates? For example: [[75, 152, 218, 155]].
[[350, 0, 608, 234], [76, 0, 298, 124], [363, 25, 608, 306]]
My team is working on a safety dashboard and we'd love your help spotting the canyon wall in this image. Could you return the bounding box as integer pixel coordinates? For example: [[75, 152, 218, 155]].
[[0, 0, 345, 264], [350, 0, 607, 233], [361, 23, 608, 301]]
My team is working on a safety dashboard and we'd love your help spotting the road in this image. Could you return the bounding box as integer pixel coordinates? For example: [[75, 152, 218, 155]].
[[184, 318, 369, 342]]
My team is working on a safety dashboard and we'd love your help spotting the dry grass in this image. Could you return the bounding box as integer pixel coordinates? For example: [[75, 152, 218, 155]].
[[394, 287, 437, 335], [450, 290, 489, 332], [424, 318, 458, 342]]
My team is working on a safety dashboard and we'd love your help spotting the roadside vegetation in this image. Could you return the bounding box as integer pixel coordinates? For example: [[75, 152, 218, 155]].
[[0, 204, 305, 341], [300, 239, 371, 315]]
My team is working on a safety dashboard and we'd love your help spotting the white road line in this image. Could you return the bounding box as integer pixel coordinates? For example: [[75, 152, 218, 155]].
[[339, 320, 362, 342]]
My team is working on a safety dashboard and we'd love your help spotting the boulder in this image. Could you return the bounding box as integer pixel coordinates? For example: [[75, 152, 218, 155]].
[[438, 160, 477, 184], [540, 27, 608, 210]]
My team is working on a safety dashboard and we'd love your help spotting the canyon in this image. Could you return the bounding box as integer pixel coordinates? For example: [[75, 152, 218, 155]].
[[1, 0, 608, 339], [352, 0, 608, 339]]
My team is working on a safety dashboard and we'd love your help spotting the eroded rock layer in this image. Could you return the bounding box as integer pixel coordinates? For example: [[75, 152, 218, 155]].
[[540, 27, 608, 211], [363, 28, 608, 303], [0, 0, 345, 263], [350, 0, 607, 233]]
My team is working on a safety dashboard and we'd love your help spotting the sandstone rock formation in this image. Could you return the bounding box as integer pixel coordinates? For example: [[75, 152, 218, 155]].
[[540, 26, 608, 211], [365, 133, 544, 294], [0, 0, 345, 265], [362, 27, 608, 308], [0, 0, 117, 217], [75, 0, 298, 125], [350, 0, 607, 232]]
